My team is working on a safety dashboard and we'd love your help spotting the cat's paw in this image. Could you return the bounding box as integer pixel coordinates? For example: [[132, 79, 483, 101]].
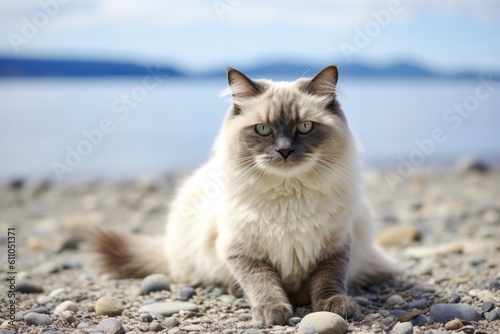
[[313, 294, 359, 319], [252, 303, 293, 325]]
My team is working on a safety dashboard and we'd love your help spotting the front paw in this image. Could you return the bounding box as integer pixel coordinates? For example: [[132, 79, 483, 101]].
[[252, 303, 293, 325], [313, 294, 359, 319]]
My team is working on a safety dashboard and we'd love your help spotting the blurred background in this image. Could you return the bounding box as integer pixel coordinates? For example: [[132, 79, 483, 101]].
[[0, 0, 499, 183]]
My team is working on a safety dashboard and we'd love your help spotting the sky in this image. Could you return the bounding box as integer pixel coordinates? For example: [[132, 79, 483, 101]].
[[1, 1, 500, 72]]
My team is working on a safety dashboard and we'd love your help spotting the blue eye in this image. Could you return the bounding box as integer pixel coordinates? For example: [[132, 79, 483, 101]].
[[255, 124, 273, 136], [297, 121, 314, 134]]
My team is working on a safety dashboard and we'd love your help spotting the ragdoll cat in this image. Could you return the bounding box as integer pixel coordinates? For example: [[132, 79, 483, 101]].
[[91, 65, 397, 325]]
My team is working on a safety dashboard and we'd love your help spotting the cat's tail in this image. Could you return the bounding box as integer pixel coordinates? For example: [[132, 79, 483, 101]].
[[82, 227, 169, 278], [350, 244, 399, 286]]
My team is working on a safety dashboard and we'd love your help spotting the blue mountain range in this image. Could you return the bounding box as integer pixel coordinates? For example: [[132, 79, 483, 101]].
[[0, 56, 497, 81]]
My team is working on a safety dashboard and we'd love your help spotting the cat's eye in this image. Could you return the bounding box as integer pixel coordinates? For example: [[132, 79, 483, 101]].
[[297, 121, 314, 134], [255, 124, 273, 136]]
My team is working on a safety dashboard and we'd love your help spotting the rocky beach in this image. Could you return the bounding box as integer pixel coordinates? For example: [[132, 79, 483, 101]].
[[1, 166, 499, 334]]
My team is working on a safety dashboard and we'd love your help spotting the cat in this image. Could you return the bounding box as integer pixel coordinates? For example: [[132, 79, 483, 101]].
[[90, 65, 397, 325]]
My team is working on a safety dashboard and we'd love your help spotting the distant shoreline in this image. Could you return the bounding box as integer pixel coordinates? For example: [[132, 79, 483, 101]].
[[1, 56, 499, 81]]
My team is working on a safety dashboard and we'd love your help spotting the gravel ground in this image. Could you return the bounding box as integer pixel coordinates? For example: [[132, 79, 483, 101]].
[[0, 167, 499, 334]]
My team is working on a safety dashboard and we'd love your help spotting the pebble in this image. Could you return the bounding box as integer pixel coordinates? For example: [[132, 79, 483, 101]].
[[482, 301, 495, 312], [16, 280, 44, 293], [42, 331, 63, 334], [299, 311, 348, 334], [163, 317, 179, 328], [387, 295, 406, 306], [48, 288, 67, 299], [429, 303, 481, 323], [0, 322, 17, 331], [410, 315, 427, 327], [485, 308, 500, 322], [233, 298, 251, 308], [139, 312, 154, 322], [24, 312, 52, 326], [95, 296, 125, 316], [0, 330, 15, 334], [53, 300, 79, 315], [377, 225, 421, 247], [407, 299, 428, 310], [149, 320, 164, 332], [26, 306, 50, 314], [179, 286, 196, 301], [140, 273, 171, 295], [180, 324, 205, 331], [37, 295, 51, 305], [138, 302, 199, 316], [405, 241, 463, 258], [392, 321, 413, 334], [444, 319, 463, 330], [34, 261, 61, 275], [96, 317, 125, 334], [219, 294, 236, 304], [210, 287, 224, 297], [60, 310, 77, 324]]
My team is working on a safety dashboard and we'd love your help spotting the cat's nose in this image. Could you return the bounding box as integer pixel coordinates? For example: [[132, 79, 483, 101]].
[[276, 148, 294, 159]]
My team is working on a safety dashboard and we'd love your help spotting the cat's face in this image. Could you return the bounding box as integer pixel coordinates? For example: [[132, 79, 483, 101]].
[[222, 66, 352, 177]]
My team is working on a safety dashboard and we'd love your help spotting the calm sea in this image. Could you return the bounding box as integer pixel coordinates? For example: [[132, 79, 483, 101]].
[[1, 77, 499, 182]]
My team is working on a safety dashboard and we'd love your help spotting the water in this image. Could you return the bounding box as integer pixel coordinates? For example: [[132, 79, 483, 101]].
[[1, 77, 499, 182]]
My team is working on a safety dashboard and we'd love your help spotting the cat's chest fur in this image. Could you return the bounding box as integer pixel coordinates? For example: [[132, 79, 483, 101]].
[[223, 177, 352, 290]]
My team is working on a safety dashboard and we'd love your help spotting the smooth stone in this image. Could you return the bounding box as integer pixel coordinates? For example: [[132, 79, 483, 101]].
[[26, 306, 50, 314], [24, 312, 52, 326], [42, 331, 63, 334], [95, 296, 125, 316], [210, 287, 223, 297], [180, 324, 205, 331], [139, 312, 153, 322], [138, 302, 199, 316], [140, 274, 171, 295], [410, 314, 427, 327], [179, 287, 196, 301], [482, 301, 495, 312], [149, 320, 164, 332], [299, 311, 348, 334], [37, 295, 51, 305], [377, 225, 421, 247], [0, 330, 15, 334], [16, 280, 44, 293], [163, 317, 179, 328], [53, 300, 79, 315], [48, 288, 67, 299], [233, 298, 251, 308], [429, 304, 481, 323], [0, 322, 17, 331], [444, 319, 463, 330], [96, 317, 125, 334], [485, 308, 500, 322], [60, 310, 77, 324], [34, 262, 61, 275], [219, 294, 236, 304], [405, 241, 463, 258], [387, 295, 406, 306], [392, 321, 413, 334]]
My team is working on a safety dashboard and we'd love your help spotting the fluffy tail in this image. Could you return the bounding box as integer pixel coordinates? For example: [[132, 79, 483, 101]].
[[352, 244, 399, 286], [83, 227, 169, 278]]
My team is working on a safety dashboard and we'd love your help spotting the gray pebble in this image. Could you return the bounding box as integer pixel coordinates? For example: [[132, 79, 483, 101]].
[[139, 312, 153, 323], [238, 313, 252, 321], [179, 287, 196, 301], [387, 295, 406, 306], [242, 330, 263, 334], [149, 320, 164, 332], [24, 312, 52, 326], [407, 299, 428, 310], [42, 331, 64, 334], [36, 295, 51, 305], [219, 294, 236, 304], [210, 287, 223, 297], [392, 321, 413, 334], [298, 326, 316, 334], [140, 274, 171, 295], [16, 280, 44, 293], [485, 308, 500, 322], [429, 303, 481, 323], [180, 324, 205, 331], [34, 262, 61, 275], [138, 302, 199, 316], [481, 301, 495, 312], [96, 317, 125, 334], [163, 317, 179, 329], [25, 306, 50, 314], [354, 296, 370, 306], [299, 311, 348, 334], [233, 298, 251, 308], [448, 292, 461, 304], [410, 314, 427, 327]]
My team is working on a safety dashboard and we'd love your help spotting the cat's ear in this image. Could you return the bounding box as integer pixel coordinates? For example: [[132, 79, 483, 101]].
[[304, 65, 338, 96], [227, 68, 261, 99]]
